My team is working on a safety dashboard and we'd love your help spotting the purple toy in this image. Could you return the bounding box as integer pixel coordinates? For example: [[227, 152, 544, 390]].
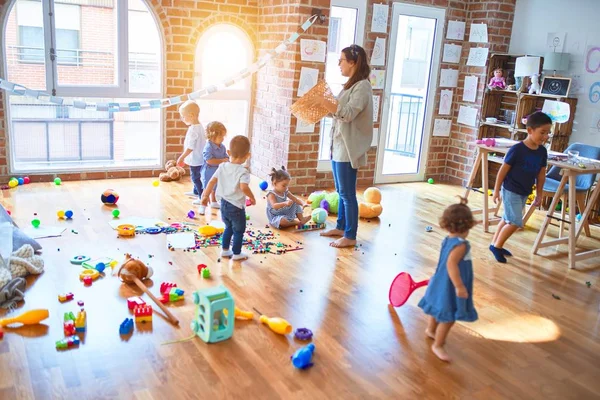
[[187, 210, 195, 219], [319, 200, 329, 213], [294, 327, 313, 340]]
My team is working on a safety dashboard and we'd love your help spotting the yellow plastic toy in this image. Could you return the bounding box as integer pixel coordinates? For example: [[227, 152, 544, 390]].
[[257, 313, 292, 335], [358, 187, 383, 219], [117, 224, 136, 237], [79, 269, 100, 281], [224, 307, 254, 320], [0, 309, 49, 327], [198, 223, 225, 237]]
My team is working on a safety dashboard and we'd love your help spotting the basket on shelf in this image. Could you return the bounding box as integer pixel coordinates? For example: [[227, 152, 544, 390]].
[[290, 80, 337, 124]]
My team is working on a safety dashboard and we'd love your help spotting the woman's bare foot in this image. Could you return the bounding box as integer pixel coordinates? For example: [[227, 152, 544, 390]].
[[330, 237, 357, 248], [320, 228, 344, 237], [431, 345, 451, 362], [425, 329, 436, 340], [298, 215, 311, 225]]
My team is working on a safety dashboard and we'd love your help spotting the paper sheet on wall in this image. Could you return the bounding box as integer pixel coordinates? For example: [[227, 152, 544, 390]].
[[371, 128, 379, 147], [296, 119, 315, 133], [439, 90, 453, 115], [167, 232, 196, 249], [21, 226, 65, 239], [373, 95, 380, 122], [297, 67, 319, 97], [584, 45, 600, 74], [371, 37, 386, 66], [440, 69, 458, 87], [369, 70, 385, 89], [467, 47, 489, 67], [469, 23, 488, 43], [371, 4, 389, 33], [546, 32, 566, 53], [442, 44, 461, 64], [300, 39, 326, 62], [433, 119, 452, 137], [463, 75, 478, 102], [446, 21, 465, 41], [457, 105, 478, 127]]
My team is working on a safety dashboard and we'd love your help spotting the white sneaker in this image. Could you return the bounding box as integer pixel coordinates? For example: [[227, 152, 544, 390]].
[[198, 205, 206, 215], [210, 202, 221, 209], [184, 191, 196, 197], [192, 199, 202, 205], [221, 249, 233, 258], [232, 252, 248, 261]]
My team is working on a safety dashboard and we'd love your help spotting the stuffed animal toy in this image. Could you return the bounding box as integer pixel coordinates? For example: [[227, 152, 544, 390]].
[[358, 187, 383, 219], [159, 160, 186, 182], [307, 191, 339, 214], [116, 254, 153, 282], [529, 74, 541, 95]]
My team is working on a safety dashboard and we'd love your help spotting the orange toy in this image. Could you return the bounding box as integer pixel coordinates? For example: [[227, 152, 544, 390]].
[[0, 309, 49, 327], [253, 308, 292, 335]]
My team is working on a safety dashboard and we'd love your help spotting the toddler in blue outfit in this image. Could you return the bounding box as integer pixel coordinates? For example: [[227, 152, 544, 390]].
[[418, 197, 478, 362], [266, 167, 311, 228], [199, 121, 229, 215], [490, 112, 551, 263]]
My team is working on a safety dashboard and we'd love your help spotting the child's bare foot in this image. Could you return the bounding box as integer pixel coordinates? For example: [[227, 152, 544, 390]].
[[431, 345, 451, 362], [330, 237, 357, 248], [299, 215, 311, 225], [425, 329, 436, 340], [320, 228, 343, 237]]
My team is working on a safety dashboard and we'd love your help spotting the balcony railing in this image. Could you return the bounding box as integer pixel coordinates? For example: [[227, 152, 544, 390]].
[[385, 93, 424, 157]]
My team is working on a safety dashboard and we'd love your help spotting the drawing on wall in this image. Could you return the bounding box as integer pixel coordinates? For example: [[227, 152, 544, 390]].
[[433, 119, 452, 137], [300, 39, 326, 62], [296, 119, 315, 133], [442, 44, 461, 64], [439, 89, 453, 115], [467, 47, 489, 67], [463, 75, 478, 102], [440, 69, 459, 87], [373, 95, 380, 123], [585, 45, 600, 74], [469, 23, 488, 43], [371, 4, 389, 33], [446, 21, 465, 41], [569, 74, 585, 94], [457, 105, 478, 127], [546, 32, 566, 53], [371, 37, 386, 66], [369, 70, 386, 89], [297, 67, 319, 97], [589, 82, 600, 104], [542, 100, 571, 123]]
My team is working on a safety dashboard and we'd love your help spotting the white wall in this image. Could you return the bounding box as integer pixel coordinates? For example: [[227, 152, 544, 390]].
[[510, 0, 600, 147]]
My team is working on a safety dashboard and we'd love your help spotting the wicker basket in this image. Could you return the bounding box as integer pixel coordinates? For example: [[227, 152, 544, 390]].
[[290, 80, 337, 124]]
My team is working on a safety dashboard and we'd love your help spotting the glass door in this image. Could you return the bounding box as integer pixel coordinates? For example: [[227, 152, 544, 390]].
[[375, 3, 445, 183]]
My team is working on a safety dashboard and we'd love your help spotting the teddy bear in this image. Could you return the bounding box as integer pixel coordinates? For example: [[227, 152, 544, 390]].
[[159, 160, 186, 182], [358, 187, 383, 219]]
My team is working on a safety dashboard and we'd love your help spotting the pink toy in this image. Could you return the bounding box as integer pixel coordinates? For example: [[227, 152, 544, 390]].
[[389, 272, 430, 307], [127, 296, 146, 310], [160, 282, 177, 295], [476, 138, 496, 147], [83, 276, 92, 286], [488, 68, 506, 90]]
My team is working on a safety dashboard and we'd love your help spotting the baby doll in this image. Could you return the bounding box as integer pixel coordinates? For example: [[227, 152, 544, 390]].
[[488, 68, 506, 90]]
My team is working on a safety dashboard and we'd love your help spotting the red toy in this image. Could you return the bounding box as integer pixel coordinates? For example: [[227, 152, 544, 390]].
[[197, 264, 207, 273], [127, 296, 146, 310], [58, 292, 74, 303], [134, 305, 153, 323], [0, 328, 3, 339], [388, 272, 430, 307], [64, 320, 76, 336], [160, 282, 177, 295], [83, 276, 92, 286]]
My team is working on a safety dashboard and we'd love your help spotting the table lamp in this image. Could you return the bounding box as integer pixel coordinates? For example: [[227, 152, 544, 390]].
[[515, 56, 541, 93], [543, 52, 570, 76]]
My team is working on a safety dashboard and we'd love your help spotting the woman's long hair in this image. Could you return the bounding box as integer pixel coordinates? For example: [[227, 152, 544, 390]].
[[342, 44, 371, 91]]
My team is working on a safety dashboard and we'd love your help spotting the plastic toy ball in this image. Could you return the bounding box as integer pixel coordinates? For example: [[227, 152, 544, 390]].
[[112, 209, 120, 218], [246, 214, 250, 221], [152, 180, 160, 187], [65, 210, 73, 219], [23, 176, 30, 184], [54, 177, 62, 185], [95, 262, 106, 273], [17, 177, 24, 185], [576, 213, 582, 222], [101, 189, 119, 205], [259, 181, 268, 191], [8, 180, 18, 188], [427, 178, 434, 184], [57, 210, 66, 219], [31, 219, 41, 228], [311, 208, 327, 224], [187, 210, 195, 219]]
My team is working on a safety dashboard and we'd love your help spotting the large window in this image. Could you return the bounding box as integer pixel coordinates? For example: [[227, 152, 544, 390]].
[[2, 0, 163, 172], [195, 24, 253, 145]]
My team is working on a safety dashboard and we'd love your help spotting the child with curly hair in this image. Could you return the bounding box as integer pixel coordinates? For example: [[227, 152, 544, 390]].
[[199, 121, 229, 215], [418, 197, 478, 362], [266, 167, 311, 228]]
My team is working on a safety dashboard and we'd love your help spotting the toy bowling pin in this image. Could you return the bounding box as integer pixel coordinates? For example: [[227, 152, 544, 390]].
[[0, 309, 49, 327], [291, 343, 315, 369]]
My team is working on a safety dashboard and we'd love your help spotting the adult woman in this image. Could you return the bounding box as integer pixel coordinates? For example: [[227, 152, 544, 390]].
[[314, 44, 373, 248]]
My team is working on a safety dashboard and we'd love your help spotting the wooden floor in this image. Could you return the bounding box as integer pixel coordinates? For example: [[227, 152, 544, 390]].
[[0, 177, 599, 400]]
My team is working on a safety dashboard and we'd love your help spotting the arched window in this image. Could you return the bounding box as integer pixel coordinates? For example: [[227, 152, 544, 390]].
[[195, 24, 253, 145], [2, 0, 163, 172]]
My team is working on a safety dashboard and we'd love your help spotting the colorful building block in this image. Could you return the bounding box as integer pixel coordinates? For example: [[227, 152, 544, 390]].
[[202, 268, 211, 279], [58, 292, 74, 303], [55, 335, 80, 350], [127, 296, 146, 310], [83, 276, 93, 286], [160, 287, 185, 303], [119, 318, 133, 335], [75, 310, 86, 332], [64, 320, 76, 336], [64, 311, 75, 322], [160, 282, 177, 295], [134, 305, 152, 323]]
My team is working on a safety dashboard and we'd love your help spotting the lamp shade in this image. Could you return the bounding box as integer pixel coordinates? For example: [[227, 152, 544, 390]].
[[543, 52, 570, 71], [515, 56, 541, 77]]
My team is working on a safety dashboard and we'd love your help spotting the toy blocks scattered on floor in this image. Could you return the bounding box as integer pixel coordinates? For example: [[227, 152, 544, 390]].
[[127, 296, 146, 310], [134, 305, 153, 323], [55, 335, 80, 350], [75, 310, 86, 332], [58, 292, 74, 303], [119, 318, 133, 335]]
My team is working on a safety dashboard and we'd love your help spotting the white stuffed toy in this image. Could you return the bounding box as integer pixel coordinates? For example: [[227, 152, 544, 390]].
[[529, 73, 541, 94]]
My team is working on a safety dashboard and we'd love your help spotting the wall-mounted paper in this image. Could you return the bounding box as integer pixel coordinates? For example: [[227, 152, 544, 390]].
[[433, 119, 452, 137], [300, 39, 326, 62], [442, 44, 461, 63], [371, 37, 386, 66], [371, 4, 389, 33], [469, 23, 488, 43], [440, 69, 459, 87], [369, 70, 386, 89], [372, 128, 379, 147], [297, 67, 319, 97], [373, 95, 380, 122], [546, 32, 566, 53], [467, 47, 489, 67], [296, 119, 315, 133], [542, 100, 570, 123], [439, 89, 453, 115], [463, 75, 478, 102], [457, 105, 478, 127], [446, 21, 465, 41]]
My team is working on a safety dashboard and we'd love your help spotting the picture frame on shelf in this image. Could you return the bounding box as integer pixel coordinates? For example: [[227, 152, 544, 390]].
[[540, 77, 571, 97]]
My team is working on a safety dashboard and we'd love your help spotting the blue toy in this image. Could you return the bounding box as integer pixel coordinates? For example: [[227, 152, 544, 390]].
[[190, 285, 235, 343], [291, 343, 315, 369], [119, 318, 133, 335], [17, 177, 24, 185], [65, 210, 73, 219], [259, 180, 268, 191]]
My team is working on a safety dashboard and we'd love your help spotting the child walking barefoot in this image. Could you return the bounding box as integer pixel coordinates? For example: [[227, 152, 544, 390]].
[[199, 121, 229, 215], [418, 197, 478, 362], [266, 167, 311, 228]]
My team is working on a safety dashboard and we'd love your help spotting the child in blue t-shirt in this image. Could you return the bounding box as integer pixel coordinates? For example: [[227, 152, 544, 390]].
[[490, 111, 552, 263], [199, 121, 229, 215]]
